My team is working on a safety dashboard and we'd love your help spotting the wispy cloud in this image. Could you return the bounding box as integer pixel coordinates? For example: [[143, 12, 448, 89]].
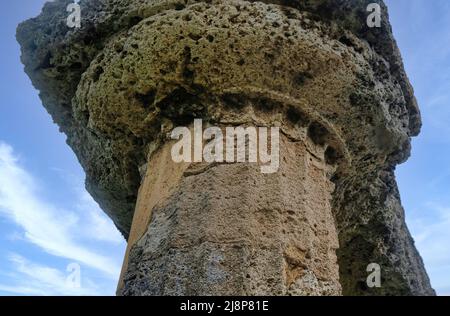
[[408, 202, 450, 294], [51, 168, 124, 245], [0, 254, 99, 296], [0, 141, 125, 295], [79, 191, 124, 244]]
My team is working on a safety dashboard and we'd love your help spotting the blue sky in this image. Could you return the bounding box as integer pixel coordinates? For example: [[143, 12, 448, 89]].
[[0, 1, 448, 295], [386, 0, 450, 295], [0, 0, 126, 295]]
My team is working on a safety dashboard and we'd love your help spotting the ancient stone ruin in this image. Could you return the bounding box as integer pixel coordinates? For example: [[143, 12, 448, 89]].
[[17, 0, 435, 295]]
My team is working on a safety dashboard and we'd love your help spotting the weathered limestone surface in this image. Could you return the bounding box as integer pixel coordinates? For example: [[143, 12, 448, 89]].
[[17, 0, 434, 295], [120, 132, 341, 295]]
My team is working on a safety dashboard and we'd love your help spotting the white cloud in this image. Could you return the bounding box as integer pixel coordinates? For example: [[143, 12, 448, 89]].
[[0, 141, 124, 281], [0, 254, 100, 296], [64, 173, 124, 244], [50, 166, 124, 244], [407, 202, 450, 295], [81, 194, 124, 244]]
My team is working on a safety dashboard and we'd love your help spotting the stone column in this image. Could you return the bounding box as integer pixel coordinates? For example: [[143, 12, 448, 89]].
[[17, 0, 435, 295], [118, 127, 340, 295]]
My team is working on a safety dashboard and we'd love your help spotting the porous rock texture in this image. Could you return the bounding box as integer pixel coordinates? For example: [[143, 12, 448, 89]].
[[120, 132, 342, 295], [17, 0, 435, 295]]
